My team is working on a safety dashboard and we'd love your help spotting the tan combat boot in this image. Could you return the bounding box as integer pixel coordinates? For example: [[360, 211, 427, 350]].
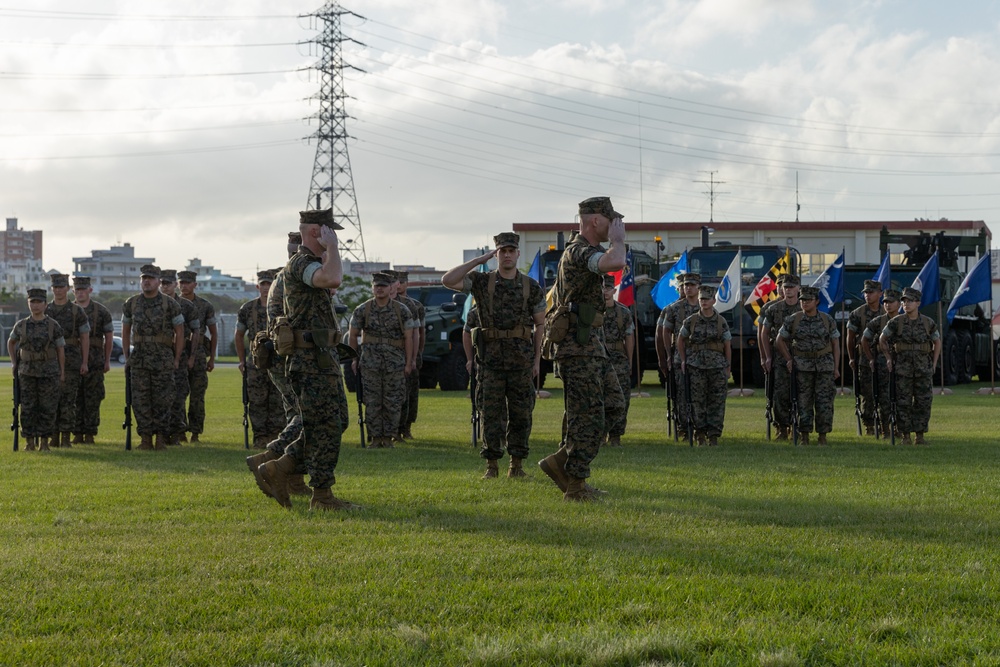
[[402, 426, 414, 440], [84, 434, 95, 444], [71, 433, 84, 445], [60, 432, 71, 448], [482, 459, 499, 479], [247, 449, 282, 497], [818, 433, 828, 446], [915, 432, 927, 445], [154, 434, 168, 451], [258, 455, 297, 508], [309, 487, 359, 511], [538, 448, 570, 492], [900, 432, 912, 445], [799, 431, 810, 446], [708, 435, 719, 447], [564, 475, 599, 502], [39, 436, 51, 452], [605, 435, 623, 448], [138, 435, 153, 450], [287, 474, 311, 496], [190, 433, 200, 443], [507, 457, 527, 478], [775, 426, 789, 442], [26, 437, 36, 451]]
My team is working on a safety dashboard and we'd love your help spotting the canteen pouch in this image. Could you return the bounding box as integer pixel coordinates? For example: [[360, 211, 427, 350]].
[[272, 317, 295, 356], [545, 306, 571, 344], [574, 303, 598, 345], [250, 331, 274, 371]]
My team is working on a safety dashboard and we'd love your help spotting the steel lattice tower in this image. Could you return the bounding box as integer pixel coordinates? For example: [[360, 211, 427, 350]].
[[302, 1, 366, 263]]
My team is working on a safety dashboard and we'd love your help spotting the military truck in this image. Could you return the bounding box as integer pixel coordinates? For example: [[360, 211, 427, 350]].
[[408, 285, 469, 391]]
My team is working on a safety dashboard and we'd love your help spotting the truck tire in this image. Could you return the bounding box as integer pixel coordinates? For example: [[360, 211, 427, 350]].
[[942, 330, 959, 386], [438, 346, 469, 391], [956, 330, 974, 384]]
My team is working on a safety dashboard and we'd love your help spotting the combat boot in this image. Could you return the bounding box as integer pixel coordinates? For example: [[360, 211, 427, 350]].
[[47, 435, 59, 448], [915, 432, 927, 445], [539, 448, 570, 492], [402, 426, 414, 440], [708, 435, 719, 447], [564, 475, 600, 502], [247, 449, 282, 497], [179, 433, 188, 443], [799, 431, 810, 446], [507, 457, 527, 478], [309, 487, 359, 512], [696, 432, 707, 447], [287, 474, 311, 496], [39, 436, 51, 451], [138, 435, 153, 450], [60, 432, 71, 448], [818, 433, 828, 446], [190, 433, 200, 443], [482, 459, 499, 479], [26, 437, 36, 451], [154, 434, 168, 451], [71, 433, 84, 445], [258, 455, 297, 509], [605, 435, 623, 448], [775, 426, 789, 441], [900, 432, 912, 445], [84, 434, 95, 444], [865, 424, 876, 436]]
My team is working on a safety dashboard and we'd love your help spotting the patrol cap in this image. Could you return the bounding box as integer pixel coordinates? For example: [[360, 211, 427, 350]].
[[50, 273, 70, 288], [680, 272, 702, 286], [698, 285, 717, 299], [72, 276, 92, 289], [799, 285, 819, 300], [288, 231, 302, 244], [493, 232, 519, 249], [396, 270, 409, 282], [602, 274, 615, 289], [27, 287, 47, 302], [371, 272, 392, 286], [883, 289, 901, 302], [578, 196, 623, 220], [863, 280, 882, 293], [178, 270, 198, 283], [257, 269, 276, 284], [901, 287, 921, 302], [383, 269, 399, 282], [299, 208, 344, 230], [775, 273, 788, 285], [782, 274, 801, 287], [140, 264, 161, 279], [159, 269, 177, 284]]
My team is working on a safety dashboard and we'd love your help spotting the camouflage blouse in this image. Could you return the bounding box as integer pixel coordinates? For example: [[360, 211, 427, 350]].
[[8, 316, 65, 378], [45, 301, 90, 362], [81, 300, 115, 369], [679, 310, 731, 369], [283, 248, 342, 375], [601, 302, 634, 362], [122, 293, 184, 371], [463, 270, 544, 370], [880, 314, 939, 378], [548, 234, 608, 359], [349, 298, 417, 370], [778, 312, 839, 372]]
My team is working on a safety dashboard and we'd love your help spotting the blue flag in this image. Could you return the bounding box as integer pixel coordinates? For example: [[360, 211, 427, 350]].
[[651, 250, 688, 309], [872, 252, 891, 292], [812, 249, 845, 314], [947, 253, 992, 322], [527, 248, 544, 291], [911, 251, 940, 306]]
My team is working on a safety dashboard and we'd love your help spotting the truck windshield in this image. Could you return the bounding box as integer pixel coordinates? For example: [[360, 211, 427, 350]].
[[688, 250, 778, 283]]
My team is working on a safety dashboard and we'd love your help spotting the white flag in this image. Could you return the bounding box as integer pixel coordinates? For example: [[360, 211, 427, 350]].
[[716, 249, 742, 313]]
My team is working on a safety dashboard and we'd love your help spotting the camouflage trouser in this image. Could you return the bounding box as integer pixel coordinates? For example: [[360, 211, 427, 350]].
[[131, 366, 175, 437], [19, 375, 60, 438], [480, 365, 535, 460], [54, 350, 83, 433], [362, 362, 405, 439], [397, 375, 409, 436], [404, 371, 419, 427], [856, 364, 876, 428], [606, 355, 631, 437], [872, 360, 891, 433], [895, 373, 933, 434], [473, 365, 507, 445], [772, 362, 793, 428], [285, 370, 346, 489], [689, 366, 728, 438], [247, 366, 284, 439], [266, 365, 302, 456], [187, 356, 208, 435], [795, 369, 836, 434], [75, 368, 106, 435], [171, 355, 191, 437], [555, 355, 625, 479]]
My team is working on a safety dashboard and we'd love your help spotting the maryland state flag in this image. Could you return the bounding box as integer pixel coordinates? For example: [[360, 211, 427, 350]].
[[744, 248, 791, 325]]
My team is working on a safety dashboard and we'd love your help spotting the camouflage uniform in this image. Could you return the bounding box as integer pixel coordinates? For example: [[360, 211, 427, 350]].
[[881, 313, 939, 435], [661, 298, 699, 435], [185, 293, 216, 438], [847, 303, 882, 431], [862, 310, 895, 436], [170, 290, 200, 442], [45, 300, 90, 438], [466, 306, 507, 438], [122, 292, 183, 439], [679, 310, 731, 440], [545, 234, 625, 480], [463, 269, 545, 462], [9, 316, 64, 441], [282, 246, 349, 489], [237, 296, 284, 442], [76, 299, 114, 438], [264, 269, 303, 456], [404, 293, 425, 431], [762, 299, 801, 429], [602, 301, 634, 438], [350, 296, 416, 442], [391, 290, 421, 437], [779, 310, 839, 435]]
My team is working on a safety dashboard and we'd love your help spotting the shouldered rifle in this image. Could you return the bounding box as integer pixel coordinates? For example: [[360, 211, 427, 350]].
[[888, 364, 898, 446], [871, 360, 881, 440], [123, 365, 133, 451], [853, 361, 863, 436], [11, 375, 20, 452], [470, 359, 480, 448], [764, 370, 774, 441], [665, 363, 675, 439], [683, 367, 694, 447], [790, 363, 800, 447], [241, 369, 250, 450]]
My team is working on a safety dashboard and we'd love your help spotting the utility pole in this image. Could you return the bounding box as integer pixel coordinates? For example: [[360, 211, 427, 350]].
[[694, 170, 728, 223], [301, 1, 367, 263]]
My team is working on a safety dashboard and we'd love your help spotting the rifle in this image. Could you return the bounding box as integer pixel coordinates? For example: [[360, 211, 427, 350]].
[[764, 370, 774, 441], [356, 362, 366, 448], [470, 359, 480, 448], [853, 362, 863, 436], [871, 360, 881, 440], [888, 365, 898, 446], [241, 369, 250, 450], [11, 375, 20, 452], [122, 365, 133, 451], [683, 367, 694, 447], [790, 363, 800, 447]]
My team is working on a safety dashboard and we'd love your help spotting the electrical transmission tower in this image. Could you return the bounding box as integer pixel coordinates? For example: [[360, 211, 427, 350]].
[[694, 170, 729, 223], [302, 1, 367, 263]]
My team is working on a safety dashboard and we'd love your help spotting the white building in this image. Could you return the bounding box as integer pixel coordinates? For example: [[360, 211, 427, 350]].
[[183, 258, 255, 298], [73, 243, 154, 292]]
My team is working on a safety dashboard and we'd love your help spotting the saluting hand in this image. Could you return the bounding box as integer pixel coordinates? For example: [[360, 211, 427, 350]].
[[319, 225, 339, 250], [609, 217, 626, 244]]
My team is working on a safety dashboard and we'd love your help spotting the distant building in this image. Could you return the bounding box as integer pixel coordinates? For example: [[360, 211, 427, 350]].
[[73, 243, 154, 293], [394, 264, 445, 285], [0, 217, 47, 292], [344, 260, 390, 278], [183, 258, 255, 298]]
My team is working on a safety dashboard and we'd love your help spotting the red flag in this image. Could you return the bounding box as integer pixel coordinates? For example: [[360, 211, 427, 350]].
[[613, 250, 635, 307]]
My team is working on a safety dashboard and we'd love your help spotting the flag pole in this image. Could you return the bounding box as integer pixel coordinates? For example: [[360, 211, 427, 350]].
[[935, 301, 952, 395], [976, 298, 998, 395]]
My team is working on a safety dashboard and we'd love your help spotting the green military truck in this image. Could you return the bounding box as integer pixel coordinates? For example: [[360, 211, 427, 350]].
[[407, 285, 470, 391]]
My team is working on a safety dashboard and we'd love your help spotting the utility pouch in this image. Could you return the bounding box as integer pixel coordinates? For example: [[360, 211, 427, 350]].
[[272, 317, 295, 356], [545, 306, 571, 343], [250, 331, 274, 370], [574, 303, 598, 345]]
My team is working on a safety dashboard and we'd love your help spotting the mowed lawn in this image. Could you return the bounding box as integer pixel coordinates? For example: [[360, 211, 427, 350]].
[[2, 366, 999, 666]]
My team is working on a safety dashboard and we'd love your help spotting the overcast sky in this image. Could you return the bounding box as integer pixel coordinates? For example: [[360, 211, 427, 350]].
[[3, 0, 1000, 282]]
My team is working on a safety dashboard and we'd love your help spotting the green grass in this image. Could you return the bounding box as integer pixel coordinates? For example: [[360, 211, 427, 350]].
[[2, 368, 1000, 666]]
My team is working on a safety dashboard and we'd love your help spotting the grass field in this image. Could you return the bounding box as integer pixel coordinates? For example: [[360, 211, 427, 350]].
[[2, 367, 999, 666]]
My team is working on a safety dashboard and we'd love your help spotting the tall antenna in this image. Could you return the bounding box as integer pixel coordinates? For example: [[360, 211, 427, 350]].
[[302, 1, 367, 263], [694, 170, 728, 223], [795, 171, 801, 223]]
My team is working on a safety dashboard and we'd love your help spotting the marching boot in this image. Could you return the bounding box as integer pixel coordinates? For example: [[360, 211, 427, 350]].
[[137, 435, 153, 450], [564, 475, 599, 502], [864, 424, 875, 436], [799, 431, 810, 446], [190, 433, 200, 443], [309, 487, 359, 512], [708, 435, 719, 447], [818, 433, 828, 446], [482, 459, 499, 480], [47, 435, 59, 448], [258, 455, 297, 508], [287, 474, 312, 496], [539, 448, 570, 492], [696, 432, 707, 447], [247, 449, 282, 497], [915, 432, 927, 445], [900, 432, 912, 445], [179, 433, 188, 443], [775, 426, 789, 442], [61, 432, 72, 448], [402, 426, 414, 440], [154, 434, 168, 451], [84, 434, 95, 444], [39, 436, 51, 452], [507, 457, 527, 478], [71, 433, 84, 445], [26, 437, 36, 451], [605, 435, 623, 448]]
